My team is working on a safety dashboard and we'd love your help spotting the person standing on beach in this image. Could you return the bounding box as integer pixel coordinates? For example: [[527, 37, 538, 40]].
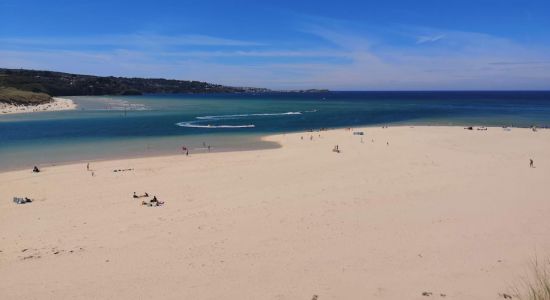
[[530, 159, 534, 168], [87, 163, 90, 171]]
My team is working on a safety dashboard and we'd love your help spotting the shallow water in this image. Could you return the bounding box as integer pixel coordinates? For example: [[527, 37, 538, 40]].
[[1, 91, 549, 170]]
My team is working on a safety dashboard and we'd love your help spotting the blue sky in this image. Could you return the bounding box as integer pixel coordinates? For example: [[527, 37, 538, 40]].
[[1, 0, 550, 90]]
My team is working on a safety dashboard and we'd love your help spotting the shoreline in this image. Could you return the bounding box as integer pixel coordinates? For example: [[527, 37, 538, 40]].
[[0, 136, 281, 173], [1, 125, 549, 299], [0, 124, 543, 174], [0, 97, 77, 115]]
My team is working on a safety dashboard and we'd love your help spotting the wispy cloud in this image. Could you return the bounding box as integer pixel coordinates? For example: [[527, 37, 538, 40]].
[[1, 19, 550, 90], [416, 34, 446, 44], [488, 61, 550, 66], [0, 33, 263, 48]]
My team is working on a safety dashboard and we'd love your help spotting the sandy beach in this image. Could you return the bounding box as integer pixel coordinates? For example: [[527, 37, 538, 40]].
[[0, 97, 76, 115], [0, 126, 549, 299]]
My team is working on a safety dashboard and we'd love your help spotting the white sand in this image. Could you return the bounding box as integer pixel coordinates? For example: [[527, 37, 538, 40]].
[[0, 97, 76, 115], [0, 126, 549, 299]]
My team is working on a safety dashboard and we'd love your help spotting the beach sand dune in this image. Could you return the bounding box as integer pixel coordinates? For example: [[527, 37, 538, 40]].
[[0, 126, 549, 299], [0, 97, 76, 115]]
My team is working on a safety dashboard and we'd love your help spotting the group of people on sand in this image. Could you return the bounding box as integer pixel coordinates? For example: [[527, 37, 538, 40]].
[[181, 143, 213, 156], [134, 192, 164, 207]]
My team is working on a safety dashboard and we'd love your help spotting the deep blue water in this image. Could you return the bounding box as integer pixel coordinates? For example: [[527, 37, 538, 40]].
[[1, 91, 549, 170]]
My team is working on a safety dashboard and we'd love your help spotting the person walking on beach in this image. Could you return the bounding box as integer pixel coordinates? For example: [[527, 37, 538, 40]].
[[530, 159, 534, 168]]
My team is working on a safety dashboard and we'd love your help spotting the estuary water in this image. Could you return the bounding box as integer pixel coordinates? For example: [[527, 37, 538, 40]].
[[1, 91, 549, 170]]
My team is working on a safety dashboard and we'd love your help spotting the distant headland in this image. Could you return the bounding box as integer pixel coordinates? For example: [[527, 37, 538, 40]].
[[0, 68, 329, 106]]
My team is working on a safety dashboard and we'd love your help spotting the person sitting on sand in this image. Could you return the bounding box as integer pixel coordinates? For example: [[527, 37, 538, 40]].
[[32, 166, 40, 173], [133, 192, 138, 198], [13, 197, 33, 204]]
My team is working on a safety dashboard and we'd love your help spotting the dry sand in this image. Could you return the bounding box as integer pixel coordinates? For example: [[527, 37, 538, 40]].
[[0, 126, 549, 299], [0, 97, 76, 115]]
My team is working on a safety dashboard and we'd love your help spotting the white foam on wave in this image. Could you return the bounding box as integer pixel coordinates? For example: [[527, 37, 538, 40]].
[[176, 122, 255, 128], [175, 111, 312, 129], [196, 111, 302, 120]]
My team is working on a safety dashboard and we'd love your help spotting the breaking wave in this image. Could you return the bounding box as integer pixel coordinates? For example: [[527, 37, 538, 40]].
[[176, 123, 255, 128], [196, 112, 302, 120], [175, 111, 309, 129]]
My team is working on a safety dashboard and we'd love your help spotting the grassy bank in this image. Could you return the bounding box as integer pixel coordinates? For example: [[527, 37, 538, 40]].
[[0, 87, 52, 105]]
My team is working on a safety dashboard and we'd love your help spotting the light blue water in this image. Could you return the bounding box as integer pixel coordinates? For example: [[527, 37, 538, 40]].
[[1, 91, 549, 170]]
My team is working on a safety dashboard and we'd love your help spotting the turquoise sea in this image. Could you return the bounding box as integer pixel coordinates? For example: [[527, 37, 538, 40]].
[[1, 91, 550, 171]]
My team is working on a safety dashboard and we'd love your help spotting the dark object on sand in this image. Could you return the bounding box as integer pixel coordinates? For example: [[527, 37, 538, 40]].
[[13, 197, 33, 204], [142, 196, 165, 207], [465, 126, 473, 130], [133, 192, 149, 198], [32, 166, 40, 173]]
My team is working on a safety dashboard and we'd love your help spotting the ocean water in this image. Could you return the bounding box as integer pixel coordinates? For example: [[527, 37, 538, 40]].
[[1, 91, 550, 170]]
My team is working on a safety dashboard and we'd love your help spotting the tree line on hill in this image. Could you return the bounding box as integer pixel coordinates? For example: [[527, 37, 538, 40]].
[[0, 68, 270, 105]]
